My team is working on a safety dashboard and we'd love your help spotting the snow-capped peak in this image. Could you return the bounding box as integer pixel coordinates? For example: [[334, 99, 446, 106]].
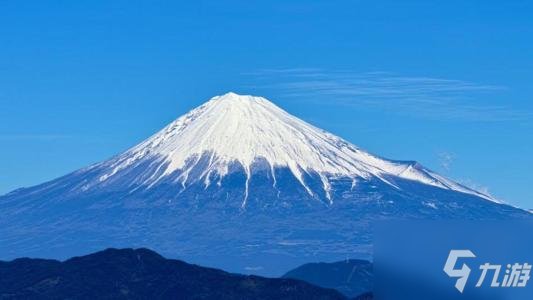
[[96, 92, 493, 205]]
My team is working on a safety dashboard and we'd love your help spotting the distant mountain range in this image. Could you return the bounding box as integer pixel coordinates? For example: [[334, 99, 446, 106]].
[[0, 248, 349, 300], [0, 93, 530, 275], [283, 259, 372, 298]]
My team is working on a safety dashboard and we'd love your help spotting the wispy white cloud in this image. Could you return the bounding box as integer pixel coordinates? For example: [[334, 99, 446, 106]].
[[247, 68, 530, 121], [438, 151, 455, 170], [244, 266, 264, 271]]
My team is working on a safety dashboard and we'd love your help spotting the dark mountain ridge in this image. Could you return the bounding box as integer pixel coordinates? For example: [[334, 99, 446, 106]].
[[0, 248, 347, 300], [283, 259, 373, 298]]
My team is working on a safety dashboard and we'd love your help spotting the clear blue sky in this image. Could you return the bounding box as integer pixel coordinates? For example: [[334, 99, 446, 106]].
[[0, 1, 532, 207]]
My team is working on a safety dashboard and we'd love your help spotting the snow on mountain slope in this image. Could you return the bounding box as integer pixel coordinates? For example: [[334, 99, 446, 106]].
[[91, 92, 492, 205], [1, 92, 529, 276]]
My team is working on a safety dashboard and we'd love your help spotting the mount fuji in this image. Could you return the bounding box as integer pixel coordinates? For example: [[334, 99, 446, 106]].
[[0, 92, 530, 275]]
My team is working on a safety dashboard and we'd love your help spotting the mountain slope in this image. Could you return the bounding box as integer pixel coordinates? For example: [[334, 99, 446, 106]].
[[62, 92, 493, 204], [0, 92, 530, 276], [283, 259, 373, 298], [0, 248, 346, 300]]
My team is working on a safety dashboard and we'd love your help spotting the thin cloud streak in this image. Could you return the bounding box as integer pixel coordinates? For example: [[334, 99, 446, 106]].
[[248, 68, 529, 122]]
